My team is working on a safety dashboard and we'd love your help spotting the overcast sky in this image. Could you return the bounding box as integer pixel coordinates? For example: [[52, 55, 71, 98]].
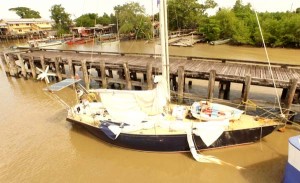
[[1, 0, 300, 20]]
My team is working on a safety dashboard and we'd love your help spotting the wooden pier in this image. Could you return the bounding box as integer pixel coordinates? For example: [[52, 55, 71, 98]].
[[1, 48, 300, 110]]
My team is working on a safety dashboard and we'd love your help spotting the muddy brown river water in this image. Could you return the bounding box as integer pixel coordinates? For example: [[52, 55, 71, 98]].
[[0, 40, 299, 182]]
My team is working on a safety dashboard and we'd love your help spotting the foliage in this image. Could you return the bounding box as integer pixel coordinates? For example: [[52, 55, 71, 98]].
[[168, 0, 217, 30], [114, 2, 152, 39], [199, 17, 220, 41], [9, 7, 41, 18], [49, 4, 72, 35], [98, 13, 112, 25], [74, 13, 113, 27], [198, 0, 300, 48], [75, 13, 98, 27]]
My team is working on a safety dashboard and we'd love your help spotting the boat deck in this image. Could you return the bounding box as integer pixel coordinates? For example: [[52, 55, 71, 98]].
[[67, 103, 280, 136]]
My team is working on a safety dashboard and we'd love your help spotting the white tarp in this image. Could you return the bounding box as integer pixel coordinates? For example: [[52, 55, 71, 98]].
[[90, 76, 168, 124], [193, 120, 229, 147]]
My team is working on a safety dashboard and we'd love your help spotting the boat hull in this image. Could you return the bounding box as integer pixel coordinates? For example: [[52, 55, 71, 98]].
[[67, 118, 278, 152]]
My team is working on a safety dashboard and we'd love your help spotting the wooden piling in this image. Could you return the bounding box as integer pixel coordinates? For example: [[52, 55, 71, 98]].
[[81, 59, 90, 90], [284, 78, 298, 115], [281, 88, 288, 102], [146, 61, 153, 90], [3, 53, 13, 76], [208, 70, 216, 101], [108, 69, 113, 78], [123, 62, 132, 90], [8, 55, 18, 77], [0, 54, 9, 75], [242, 75, 251, 104], [225, 82, 231, 100], [54, 57, 63, 81], [28, 56, 37, 79], [172, 74, 177, 91], [219, 81, 231, 100], [67, 58, 74, 78], [178, 66, 184, 103], [218, 82, 225, 99], [40, 55, 46, 71], [17, 54, 27, 78], [100, 61, 107, 88]]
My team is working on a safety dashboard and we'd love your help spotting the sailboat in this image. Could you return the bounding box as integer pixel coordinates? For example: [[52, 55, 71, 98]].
[[45, 0, 282, 157]]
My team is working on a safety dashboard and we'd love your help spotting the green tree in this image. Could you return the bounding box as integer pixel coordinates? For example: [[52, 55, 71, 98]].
[[199, 17, 220, 41], [9, 7, 41, 18], [49, 4, 72, 35], [98, 13, 112, 25], [168, 0, 217, 30], [215, 8, 236, 39], [114, 2, 152, 39], [75, 13, 98, 27]]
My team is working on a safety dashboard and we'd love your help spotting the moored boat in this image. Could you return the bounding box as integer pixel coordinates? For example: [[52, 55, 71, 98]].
[[17, 38, 64, 49], [210, 38, 231, 45], [42, 0, 284, 162]]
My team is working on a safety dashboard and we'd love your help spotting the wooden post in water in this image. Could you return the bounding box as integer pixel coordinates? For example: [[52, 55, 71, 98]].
[[208, 70, 216, 101], [100, 61, 107, 88], [8, 55, 18, 77], [172, 74, 177, 91], [281, 88, 288, 102], [81, 59, 90, 90], [284, 78, 298, 117], [178, 66, 184, 103], [3, 53, 14, 76], [108, 69, 113, 78], [40, 55, 46, 71], [131, 72, 137, 81], [0, 54, 9, 76], [123, 62, 132, 90], [242, 75, 251, 104], [28, 56, 37, 79], [54, 57, 63, 81], [218, 81, 231, 100], [17, 54, 27, 78], [218, 82, 225, 99], [67, 58, 74, 78], [146, 61, 153, 90]]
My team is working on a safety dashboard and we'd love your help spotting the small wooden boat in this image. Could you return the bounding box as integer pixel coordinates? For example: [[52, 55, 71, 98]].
[[17, 38, 64, 48], [210, 38, 231, 45]]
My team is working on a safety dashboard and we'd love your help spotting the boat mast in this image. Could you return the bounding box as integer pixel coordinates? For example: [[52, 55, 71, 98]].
[[159, 0, 170, 101]]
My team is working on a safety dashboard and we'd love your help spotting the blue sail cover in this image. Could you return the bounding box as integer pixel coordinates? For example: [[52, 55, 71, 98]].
[[47, 79, 81, 91]]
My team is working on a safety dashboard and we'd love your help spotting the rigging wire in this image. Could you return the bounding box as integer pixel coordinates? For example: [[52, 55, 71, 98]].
[[254, 11, 284, 117]]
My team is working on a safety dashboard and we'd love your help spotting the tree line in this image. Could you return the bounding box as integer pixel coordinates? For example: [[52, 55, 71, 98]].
[[9, 0, 300, 48]]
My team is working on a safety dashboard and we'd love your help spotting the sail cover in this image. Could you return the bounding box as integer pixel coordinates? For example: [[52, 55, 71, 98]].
[[47, 79, 81, 91], [91, 76, 168, 124]]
